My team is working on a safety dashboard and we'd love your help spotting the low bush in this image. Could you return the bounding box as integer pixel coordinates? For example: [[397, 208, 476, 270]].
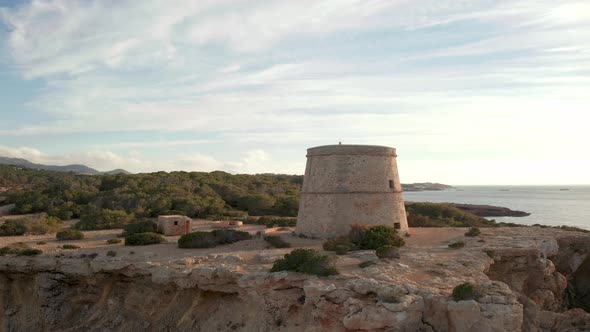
[[358, 260, 377, 268], [334, 245, 350, 255], [178, 232, 217, 248], [557, 225, 590, 233], [122, 220, 158, 237], [106, 238, 122, 244], [357, 225, 405, 250], [124, 232, 164, 246], [0, 242, 42, 256], [36, 241, 47, 245], [56, 229, 84, 241], [0, 220, 27, 236], [18, 248, 42, 256], [448, 241, 465, 249], [264, 235, 291, 248], [465, 227, 481, 237], [211, 229, 251, 244], [178, 230, 251, 248], [106, 250, 117, 257], [62, 244, 80, 250], [0, 214, 62, 236], [484, 250, 496, 259], [323, 225, 404, 255], [323, 236, 357, 252], [452, 283, 477, 301], [271, 249, 338, 276], [348, 224, 369, 244], [376, 245, 400, 259]]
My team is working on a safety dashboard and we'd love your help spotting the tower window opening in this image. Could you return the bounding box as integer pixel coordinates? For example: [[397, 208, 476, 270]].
[[389, 180, 394, 188], [174, 221, 178, 226], [394, 223, 401, 230]]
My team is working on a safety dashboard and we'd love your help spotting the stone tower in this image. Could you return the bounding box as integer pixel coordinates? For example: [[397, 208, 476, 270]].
[[295, 144, 408, 239]]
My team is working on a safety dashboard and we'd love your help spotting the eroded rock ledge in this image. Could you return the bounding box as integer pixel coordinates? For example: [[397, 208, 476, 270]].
[[0, 227, 589, 331]]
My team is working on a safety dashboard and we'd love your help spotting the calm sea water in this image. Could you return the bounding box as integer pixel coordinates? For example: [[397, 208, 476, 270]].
[[403, 186, 590, 229]]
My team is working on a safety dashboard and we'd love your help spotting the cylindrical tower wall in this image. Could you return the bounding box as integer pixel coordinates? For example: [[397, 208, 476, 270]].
[[296, 145, 408, 238]]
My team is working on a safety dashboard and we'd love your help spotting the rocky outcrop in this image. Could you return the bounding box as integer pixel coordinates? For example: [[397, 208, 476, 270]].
[[448, 203, 530, 217], [0, 227, 588, 331]]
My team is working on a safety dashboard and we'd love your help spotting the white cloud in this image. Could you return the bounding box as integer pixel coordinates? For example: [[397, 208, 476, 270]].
[[1, 0, 590, 183]]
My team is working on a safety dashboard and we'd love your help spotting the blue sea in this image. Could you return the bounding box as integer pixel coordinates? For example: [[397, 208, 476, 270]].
[[403, 186, 590, 230]]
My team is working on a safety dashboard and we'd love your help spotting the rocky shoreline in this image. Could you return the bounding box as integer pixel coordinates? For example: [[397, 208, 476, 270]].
[[449, 203, 531, 218]]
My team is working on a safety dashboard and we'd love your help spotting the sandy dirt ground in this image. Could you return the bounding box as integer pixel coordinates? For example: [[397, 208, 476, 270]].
[[0, 213, 469, 272]]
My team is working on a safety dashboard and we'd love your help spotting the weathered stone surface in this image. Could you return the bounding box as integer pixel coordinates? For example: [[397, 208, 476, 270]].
[[0, 227, 588, 331]]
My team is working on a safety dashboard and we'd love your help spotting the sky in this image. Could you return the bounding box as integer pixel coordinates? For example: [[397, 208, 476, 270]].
[[0, 0, 589, 185]]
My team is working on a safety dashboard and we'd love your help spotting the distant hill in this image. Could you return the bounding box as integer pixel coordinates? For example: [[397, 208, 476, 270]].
[[0, 157, 130, 175]]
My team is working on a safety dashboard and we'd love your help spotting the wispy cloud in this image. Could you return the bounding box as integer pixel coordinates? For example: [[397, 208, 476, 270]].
[[1, 0, 589, 183]]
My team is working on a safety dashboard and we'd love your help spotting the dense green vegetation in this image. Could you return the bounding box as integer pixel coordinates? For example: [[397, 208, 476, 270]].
[[1, 164, 544, 232], [271, 248, 338, 276], [1, 165, 302, 230]]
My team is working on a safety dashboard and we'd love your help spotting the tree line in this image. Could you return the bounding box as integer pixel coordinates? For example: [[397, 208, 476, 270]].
[[1, 165, 302, 223]]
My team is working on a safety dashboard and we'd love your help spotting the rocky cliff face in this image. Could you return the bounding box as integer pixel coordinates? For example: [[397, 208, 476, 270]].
[[0, 228, 588, 332]]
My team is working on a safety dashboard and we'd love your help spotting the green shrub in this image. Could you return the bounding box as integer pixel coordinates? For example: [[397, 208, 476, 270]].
[[0, 220, 27, 236], [264, 235, 291, 248], [358, 260, 377, 268], [323, 236, 357, 252], [484, 250, 496, 259], [106, 250, 117, 257], [62, 244, 80, 249], [36, 241, 47, 245], [348, 224, 369, 244], [56, 229, 84, 241], [122, 220, 158, 237], [452, 283, 477, 301], [0, 243, 42, 256], [178, 230, 251, 249], [178, 232, 217, 248], [124, 232, 164, 246], [106, 238, 122, 244], [465, 227, 481, 237], [334, 245, 350, 255], [18, 248, 42, 256], [22, 215, 62, 235], [211, 229, 251, 244], [357, 225, 405, 250], [271, 249, 338, 276], [448, 241, 465, 249], [557, 225, 590, 233], [376, 245, 400, 259]]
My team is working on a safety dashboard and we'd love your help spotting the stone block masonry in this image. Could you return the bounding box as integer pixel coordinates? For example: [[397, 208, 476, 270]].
[[295, 144, 409, 238]]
